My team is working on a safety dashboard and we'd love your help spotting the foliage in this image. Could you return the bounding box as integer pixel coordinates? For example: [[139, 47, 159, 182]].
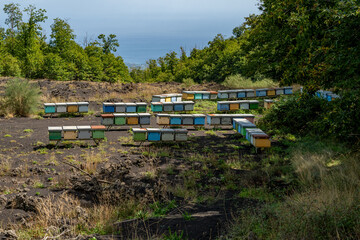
[[4, 78, 41, 116], [222, 74, 277, 89]]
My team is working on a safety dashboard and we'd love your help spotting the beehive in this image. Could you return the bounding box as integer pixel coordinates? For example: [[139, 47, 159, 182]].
[[151, 102, 163, 112], [182, 91, 195, 100], [127, 113, 139, 125], [202, 92, 210, 99], [63, 126, 78, 140], [264, 99, 274, 109], [159, 96, 166, 102], [184, 101, 194, 111], [207, 114, 220, 125], [229, 102, 239, 111], [139, 113, 151, 125], [55, 103, 67, 113], [256, 89, 267, 97], [115, 103, 126, 113], [245, 89, 255, 98], [221, 115, 232, 125], [182, 114, 194, 125], [266, 89, 276, 96], [249, 100, 259, 109], [194, 92, 203, 100], [170, 114, 182, 125], [233, 118, 250, 133], [44, 103, 56, 114], [152, 95, 162, 102], [48, 126, 62, 140], [114, 113, 126, 125], [156, 114, 170, 125], [66, 102, 78, 113], [240, 121, 257, 136], [218, 91, 229, 99], [125, 103, 137, 113], [237, 90, 246, 98], [136, 103, 147, 113], [239, 100, 250, 110], [161, 129, 175, 141], [284, 87, 293, 95], [193, 114, 205, 125], [176, 95, 182, 102], [101, 114, 115, 126], [132, 128, 147, 141], [77, 102, 89, 113], [251, 132, 271, 148], [228, 90, 238, 99], [165, 97, 171, 102], [173, 103, 184, 111], [77, 126, 92, 139], [210, 91, 218, 100], [174, 129, 188, 141], [171, 96, 177, 102], [91, 125, 106, 139], [103, 102, 115, 113], [217, 102, 230, 111], [163, 102, 174, 112], [245, 128, 263, 142], [275, 87, 284, 95], [147, 128, 161, 141]]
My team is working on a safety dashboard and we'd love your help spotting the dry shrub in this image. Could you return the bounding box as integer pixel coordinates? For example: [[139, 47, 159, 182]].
[[222, 74, 277, 89], [0, 156, 11, 176]]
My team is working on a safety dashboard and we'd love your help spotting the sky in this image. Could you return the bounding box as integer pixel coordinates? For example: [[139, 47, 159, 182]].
[[0, 0, 260, 65]]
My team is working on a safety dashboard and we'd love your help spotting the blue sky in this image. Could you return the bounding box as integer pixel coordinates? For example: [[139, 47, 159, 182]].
[[0, 0, 260, 64]]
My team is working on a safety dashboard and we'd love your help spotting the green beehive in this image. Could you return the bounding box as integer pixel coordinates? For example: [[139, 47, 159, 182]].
[[249, 100, 259, 109], [48, 126, 62, 140], [91, 125, 106, 139], [132, 128, 147, 141], [136, 103, 147, 113], [114, 113, 126, 125]]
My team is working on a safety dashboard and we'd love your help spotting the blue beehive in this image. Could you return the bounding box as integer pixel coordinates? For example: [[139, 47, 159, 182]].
[[256, 89, 267, 97], [126, 103, 137, 113], [237, 90, 246, 98], [202, 92, 210, 99], [147, 128, 161, 141], [151, 102, 163, 112], [170, 114, 182, 125], [217, 102, 230, 111], [284, 87, 293, 95], [174, 103, 184, 111], [44, 103, 56, 114], [193, 114, 205, 125], [103, 103, 115, 113], [218, 91, 229, 99]]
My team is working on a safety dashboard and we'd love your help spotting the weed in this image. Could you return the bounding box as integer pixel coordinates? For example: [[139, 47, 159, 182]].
[[182, 211, 193, 221], [163, 228, 184, 240], [23, 129, 34, 133], [3, 134, 12, 137], [37, 148, 48, 155], [33, 182, 45, 188], [150, 200, 177, 217]]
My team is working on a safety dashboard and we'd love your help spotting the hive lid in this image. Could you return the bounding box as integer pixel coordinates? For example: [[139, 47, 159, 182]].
[[55, 102, 67, 106], [67, 102, 78, 105], [233, 118, 251, 123], [132, 128, 147, 132], [192, 114, 206, 117], [173, 101, 185, 105], [156, 113, 170, 117], [48, 126, 62, 131], [181, 114, 194, 117], [245, 89, 255, 92], [138, 113, 151, 116], [77, 102, 89, 105], [136, 102, 147, 106], [163, 102, 174, 105], [169, 114, 182, 117], [251, 132, 269, 138], [264, 99, 274, 103], [125, 103, 136, 106], [101, 114, 114, 118], [103, 102, 114, 106], [275, 87, 284, 90], [63, 126, 77, 131], [174, 129, 188, 133], [240, 122, 257, 127], [246, 128, 264, 133], [147, 128, 161, 132], [113, 113, 127, 117], [248, 100, 260, 103], [127, 113, 139, 117], [182, 101, 194, 104], [218, 101, 230, 104], [91, 125, 106, 130], [151, 102, 163, 105], [183, 91, 195, 94], [114, 102, 126, 106], [283, 86, 293, 89], [44, 103, 56, 106], [207, 114, 219, 117], [255, 88, 268, 91], [161, 129, 175, 133], [77, 125, 91, 130], [152, 95, 162, 97], [209, 91, 218, 94], [232, 114, 255, 118]]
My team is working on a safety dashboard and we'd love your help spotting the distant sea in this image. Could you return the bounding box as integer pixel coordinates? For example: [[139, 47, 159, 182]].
[[116, 36, 210, 68]]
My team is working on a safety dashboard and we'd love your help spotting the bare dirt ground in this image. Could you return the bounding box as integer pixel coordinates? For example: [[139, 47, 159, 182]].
[[0, 79, 269, 239]]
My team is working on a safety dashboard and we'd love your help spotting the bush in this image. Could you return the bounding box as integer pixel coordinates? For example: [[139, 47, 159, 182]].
[[222, 74, 277, 89], [1, 54, 22, 77], [182, 77, 196, 88], [5, 78, 41, 116]]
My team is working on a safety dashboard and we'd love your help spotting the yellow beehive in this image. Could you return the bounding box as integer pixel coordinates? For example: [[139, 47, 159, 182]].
[[165, 97, 171, 102], [229, 103, 239, 111], [67, 103, 78, 113], [157, 114, 170, 125], [267, 89, 276, 96], [63, 126, 77, 140], [254, 134, 271, 148], [127, 117, 139, 125]]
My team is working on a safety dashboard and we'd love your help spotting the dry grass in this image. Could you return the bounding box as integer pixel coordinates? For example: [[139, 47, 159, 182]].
[[0, 156, 11, 176], [222, 74, 278, 89], [81, 150, 108, 175]]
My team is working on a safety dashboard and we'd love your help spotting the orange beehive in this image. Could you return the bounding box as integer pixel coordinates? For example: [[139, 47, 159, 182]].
[[229, 103, 239, 111]]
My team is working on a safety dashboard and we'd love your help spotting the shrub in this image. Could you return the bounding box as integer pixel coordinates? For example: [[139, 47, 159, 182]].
[[1, 54, 22, 77], [182, 77, 196, 88], [5, 78, 41, 116], [222, 74, 277, 89]]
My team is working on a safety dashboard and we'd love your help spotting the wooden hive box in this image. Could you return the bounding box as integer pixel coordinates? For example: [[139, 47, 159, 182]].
[[67, 102, 79, 113], [264, 99, 274, 109], [165, 97, 172, 102], [245, 128, 263, 142], [169, 114, 182, 125], [240, 121, 257, 136], [136, 103, 147, 113], [173, 102, 184, 111], [182, 114, 194, 125], [125, 103, 137, 113], [210, 91, 218, 100], [114, 113, 126, 125], [255, 89, 267, 97], [147, 128, 161, 141], [91, 125, 106, 139], [163, 102, 174, 112], [101, 114, 115, 126], [220, 115, 232, 125], [48, 126, 62, 140], [237, 90, 246, 98], [194, 92, 203, 100], [249, 100, 259, 109], [202, 91, 210, 100], [182, 91, 195, 100], [176, 95, 182, 102], [229, 101, 240, 111], [44, 103, 56, 114], [284, 87, 293, 95], [252, 132, 271, 148], [152, 95, 162, 103], [266, 89, 276, 96], [103, 102, 115, 113], [183, 101, 194, 111], [228, 90, 238, 99], [127, 113, 139, 125], [151, 102, 163, 112], [238, 100, 250, 110], [193, 114, 205, 125], [174, 129, 188, 141], [156, 114, 170, 125], [63, 126, 78, 140], [245, 89, 255, 98], [161, 129, 175, 141], [207, 114, 220, 125], [233, 118, 250, 133], [77, 125, 92, 139], [132, 128, 147, 141], [217, 101, 230, 111], [218, 91, 229, 99], [77, 102, 89, 113], [139, 113, 151, 125], [55, 103, 67, 113], [275, 87, 284, 95], [115, 103, 126, 113]]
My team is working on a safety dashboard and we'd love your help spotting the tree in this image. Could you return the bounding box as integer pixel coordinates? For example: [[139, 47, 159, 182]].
[[49, 18, 75, 54], [96, 34, 119, 54], [3, 3, 22, 33]]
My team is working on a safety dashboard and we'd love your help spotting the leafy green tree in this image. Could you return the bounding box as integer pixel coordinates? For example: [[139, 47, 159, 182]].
[[96, 34, 119, 54], [3, 3, 22, 33], [49, 18, 75, 55]]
